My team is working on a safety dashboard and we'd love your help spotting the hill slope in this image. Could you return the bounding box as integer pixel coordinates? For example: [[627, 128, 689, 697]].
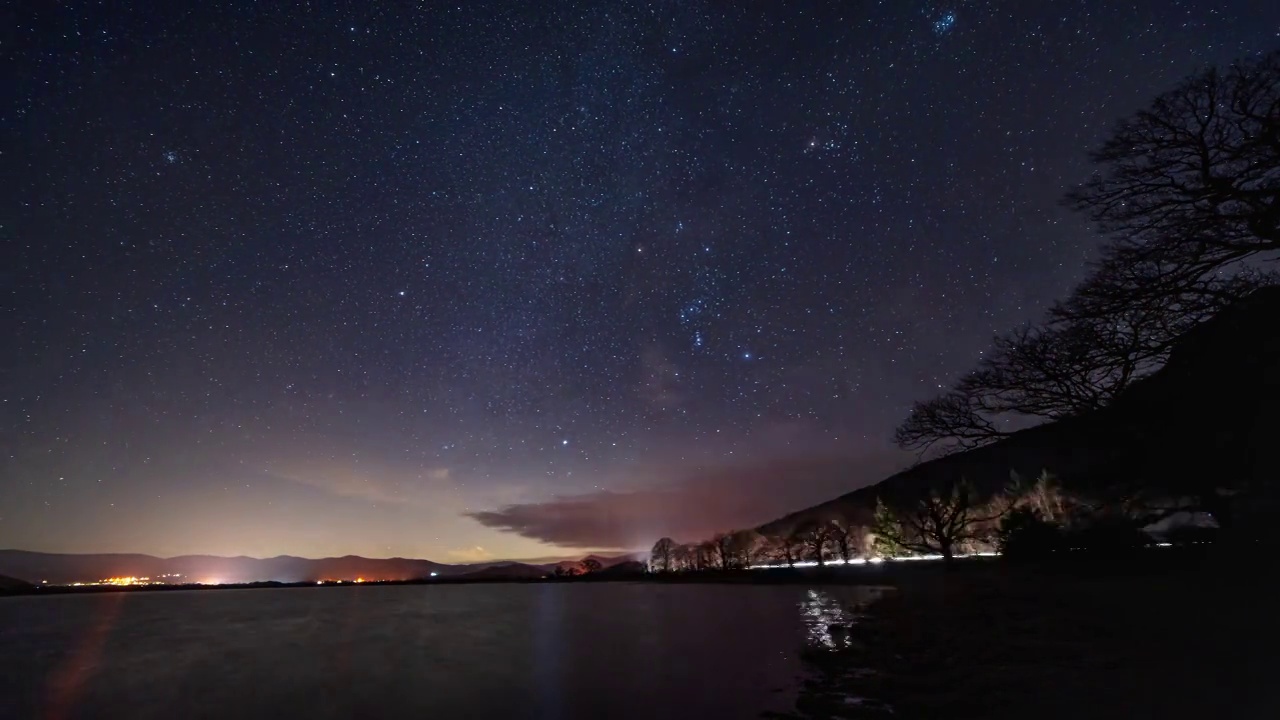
[[760, 286, 1280, 535], [458, 563, 548, 580], [0, 574, 34, 592]]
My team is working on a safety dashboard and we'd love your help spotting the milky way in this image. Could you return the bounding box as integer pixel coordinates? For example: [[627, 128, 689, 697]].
[[4, 1, 1277, 559]]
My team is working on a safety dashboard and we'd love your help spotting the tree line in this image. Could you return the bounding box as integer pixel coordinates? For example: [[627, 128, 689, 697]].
[[648, 519, 876, 573], [651, 469, 1217, 572]]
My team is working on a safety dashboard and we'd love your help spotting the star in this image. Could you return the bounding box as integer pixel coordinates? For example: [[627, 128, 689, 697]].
[[7, 0, 1272, 563], [933, 11, 957, 36]]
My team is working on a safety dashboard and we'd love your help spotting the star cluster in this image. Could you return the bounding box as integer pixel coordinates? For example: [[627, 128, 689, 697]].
[[4, 1, 1276, 558]]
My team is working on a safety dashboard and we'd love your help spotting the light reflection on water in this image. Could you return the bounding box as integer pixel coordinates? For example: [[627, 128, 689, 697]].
[[798, 587, 891, 650]]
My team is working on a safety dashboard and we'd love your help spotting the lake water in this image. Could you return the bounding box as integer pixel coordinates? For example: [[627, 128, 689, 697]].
[[0, 583, 885, 720]]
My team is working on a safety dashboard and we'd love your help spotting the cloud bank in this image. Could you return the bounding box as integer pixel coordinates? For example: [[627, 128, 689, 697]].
[[465, 454, 905, 550]]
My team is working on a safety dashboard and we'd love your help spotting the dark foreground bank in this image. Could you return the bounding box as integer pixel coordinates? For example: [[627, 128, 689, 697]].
[[777, 546, 1280, 719]]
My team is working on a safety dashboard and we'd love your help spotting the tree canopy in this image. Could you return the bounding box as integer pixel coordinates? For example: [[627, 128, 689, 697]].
[[896, 50, 1280, 456], [1065, 50, 1280, 279]]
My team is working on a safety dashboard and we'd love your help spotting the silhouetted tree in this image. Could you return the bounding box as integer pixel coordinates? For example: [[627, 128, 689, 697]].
[[872, 481, 1011, 561], [900, 276, 1275, 455], [895, 295, 1242, 455], [649, 537, 676, 572], [968, 322, 1146, 416], [997, 507, 1065, 559], [1048, 261, 1274, 361], [580, 558, 602, 573], [895, 51, 1280, 457], [894, 385, 1009, 455], [1066, 51, 1280, 291]]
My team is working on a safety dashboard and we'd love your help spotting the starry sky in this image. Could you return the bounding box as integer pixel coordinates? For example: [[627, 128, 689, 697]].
[[4, 1, 1277, 561]]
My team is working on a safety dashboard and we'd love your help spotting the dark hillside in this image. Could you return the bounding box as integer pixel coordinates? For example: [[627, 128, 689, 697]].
[[760, 287, 1280, 535]]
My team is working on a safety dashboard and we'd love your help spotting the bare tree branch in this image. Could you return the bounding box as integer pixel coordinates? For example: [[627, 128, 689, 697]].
[[895, 51, 1280, 455], [1065, 50, 1280, 276]]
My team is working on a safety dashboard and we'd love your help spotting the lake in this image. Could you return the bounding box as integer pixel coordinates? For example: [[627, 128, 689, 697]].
[[0, 583, 885, 720]]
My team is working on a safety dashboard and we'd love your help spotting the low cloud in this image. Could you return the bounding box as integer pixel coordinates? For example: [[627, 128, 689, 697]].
[[465, 454, 906, 550]]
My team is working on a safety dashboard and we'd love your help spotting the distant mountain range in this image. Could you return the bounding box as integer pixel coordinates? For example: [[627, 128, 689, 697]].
[[0, 549, 644, 586]]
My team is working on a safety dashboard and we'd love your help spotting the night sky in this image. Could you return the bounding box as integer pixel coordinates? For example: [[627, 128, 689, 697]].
[[5, 1, 1277, 561]]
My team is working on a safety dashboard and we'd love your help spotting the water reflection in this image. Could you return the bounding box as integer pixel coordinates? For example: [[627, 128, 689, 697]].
[[798, 588, 888, 651], [1, 584, 813, 720]]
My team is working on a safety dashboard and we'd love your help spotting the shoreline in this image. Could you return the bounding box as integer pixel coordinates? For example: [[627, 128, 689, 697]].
[[0, 546, 1229, 598], [3, 542, 1228, 598], [0, 559, 992, 598], [778, 546, 1280, 719]]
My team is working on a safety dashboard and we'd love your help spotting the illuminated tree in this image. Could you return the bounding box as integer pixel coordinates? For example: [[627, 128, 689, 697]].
[[764, 533, 801, 567], [795, 519, 835, 566], [871, 500, 911, 558], [649, 537, 676, 572], [829, 518, 865, 563], [727, 529, 764, 568], [695, 541, 716, 571], [670, 544, 695, 572], [853, 524, 877, 559], [709, 533, 735, 570], [1010, 469, 1073, 524], [872, 481, 1011, 561]]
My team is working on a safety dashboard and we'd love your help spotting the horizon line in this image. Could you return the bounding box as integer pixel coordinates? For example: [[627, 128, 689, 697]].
[[0, 547, 646, 566]]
